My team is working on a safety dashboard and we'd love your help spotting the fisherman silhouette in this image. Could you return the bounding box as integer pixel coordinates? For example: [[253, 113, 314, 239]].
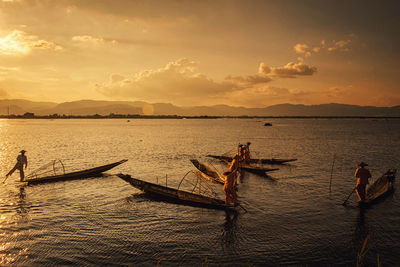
[[6, 150, 28, 182]]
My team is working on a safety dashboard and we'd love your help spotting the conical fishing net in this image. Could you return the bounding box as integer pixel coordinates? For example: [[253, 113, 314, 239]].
[[177, 170, 218, 199], [25, 160, 65, 180]]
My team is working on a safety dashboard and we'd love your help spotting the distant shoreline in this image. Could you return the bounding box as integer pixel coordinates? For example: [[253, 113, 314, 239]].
[[1, 114, 399, 119]]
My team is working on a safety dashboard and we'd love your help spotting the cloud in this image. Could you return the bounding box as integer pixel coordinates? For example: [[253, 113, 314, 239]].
[[327, 86, 352, 97], [270, 62, 317, 78], [312, 47, 320, 53], [72, 35, 104, 43], [258, 62, 271, 75], [293, 44, 312, 58], [0, 30, 63, 56], [254, 86, 290, 96], [226, 71, 271, 86], [97, 59, 318, 106], [96, 58, 239, 104], [72, 35, 117, 45], [327, 39, 351, 52], [225, 61, 316, 85], [0, 65, 19, 76], [0, 66, 19, 72], [293, 43, 309, 54], [293, 38, 353, 58]]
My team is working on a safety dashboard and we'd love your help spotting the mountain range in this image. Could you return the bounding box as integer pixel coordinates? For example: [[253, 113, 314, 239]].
[[0, 99, 399, 117]]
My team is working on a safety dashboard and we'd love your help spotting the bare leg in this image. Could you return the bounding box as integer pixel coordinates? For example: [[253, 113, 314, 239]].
[[224, 186, 230, 205], [231, 190, 238, 205], [19, 167, 25, 182], [356, 184, 366, 202]]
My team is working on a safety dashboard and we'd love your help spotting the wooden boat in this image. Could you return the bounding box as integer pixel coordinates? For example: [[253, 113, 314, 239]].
[[190, 159, 225, 184], [217, 158, 279, 176], [362, 169, 397, 206], [117, 173, 237, 210], [238, 164, 279, 176], [26, 159, 128, 185], [207, 154, 297, 165]]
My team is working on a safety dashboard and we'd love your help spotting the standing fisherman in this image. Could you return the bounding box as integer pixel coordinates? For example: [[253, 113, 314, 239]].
[[6, 150, 28, 182], [243, 142, 251, 163], [354, 162, 371, 203], [238, 144, 245, 163], [223, 155, 239, 206]]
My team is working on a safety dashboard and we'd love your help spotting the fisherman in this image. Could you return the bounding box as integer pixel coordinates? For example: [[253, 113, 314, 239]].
[[6, 150, 28, 182], [228, 154, 240, 188], [354, 162, 371, 203], [243, 142, 251, 163], [228, 154, 240, 172], [223, 157, 239, 206], [238, 144, 245, 162]]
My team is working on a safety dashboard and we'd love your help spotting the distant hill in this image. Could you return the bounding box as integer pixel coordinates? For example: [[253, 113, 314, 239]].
[[0, 99, 399, 117]]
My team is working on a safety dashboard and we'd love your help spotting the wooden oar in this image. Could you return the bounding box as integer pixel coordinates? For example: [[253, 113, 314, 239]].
[[2, 175, 10, 184], [342, 186, 356, 206], [238, 203, 248, 213]]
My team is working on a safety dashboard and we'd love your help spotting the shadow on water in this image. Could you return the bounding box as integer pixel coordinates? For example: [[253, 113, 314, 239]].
[[220, 210, 239, 254], [13, 186, 32, 223], [354, 208, 368, 243]]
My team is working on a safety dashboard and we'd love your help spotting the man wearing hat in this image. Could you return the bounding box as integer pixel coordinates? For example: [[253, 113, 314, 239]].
[[6, 150, 28, 181], [354, 162, 371, 203]]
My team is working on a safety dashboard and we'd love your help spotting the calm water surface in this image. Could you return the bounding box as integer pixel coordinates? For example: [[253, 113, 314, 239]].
[[0, 118, 399, 266]]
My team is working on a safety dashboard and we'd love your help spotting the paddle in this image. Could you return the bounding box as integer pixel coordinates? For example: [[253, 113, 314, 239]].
[[2, 174, 10, 184], [342, 186, 356, 206], [238, 203, 248, 213]]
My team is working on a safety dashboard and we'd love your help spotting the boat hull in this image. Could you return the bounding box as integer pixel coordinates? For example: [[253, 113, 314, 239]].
[[26, 159, 128, 185], [239, 165, 279, 175], [190, 159, 225, 184], [207, 155, 296, 164], [361, 169, 397, 206], [117, 173, 235, 210]]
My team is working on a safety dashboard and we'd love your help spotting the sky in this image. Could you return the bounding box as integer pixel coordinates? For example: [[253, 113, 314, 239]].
[[0, 0, 399, 107]]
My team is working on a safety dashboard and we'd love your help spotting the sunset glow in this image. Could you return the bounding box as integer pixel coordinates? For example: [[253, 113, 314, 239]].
[[0, 0, 399, 107]]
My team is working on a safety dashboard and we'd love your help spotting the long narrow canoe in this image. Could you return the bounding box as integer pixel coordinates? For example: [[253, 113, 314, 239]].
[[26, 159, 128, 185], [239, 164, 279, 176], [363, 169, 397, 205], [207, 154, 297, 165], [218, 158, 279, 176], [117, 173, 237, 210], [190, 159, 225, 184]]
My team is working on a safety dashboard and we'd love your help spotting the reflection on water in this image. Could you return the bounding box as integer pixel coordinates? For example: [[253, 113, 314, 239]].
[[0, 118, 399, 265], [220, 210, 239, 254], [0, 185, 32, 265], [15, 187, 30, 223]]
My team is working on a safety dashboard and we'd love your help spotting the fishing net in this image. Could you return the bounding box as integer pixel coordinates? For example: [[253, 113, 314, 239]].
[[221, 146, 236, 157], [177, 170, 218, 199], [25, 160, 65, 180]]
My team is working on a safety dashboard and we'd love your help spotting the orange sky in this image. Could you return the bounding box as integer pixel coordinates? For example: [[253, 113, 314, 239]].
[[0, 0, 399, 107]]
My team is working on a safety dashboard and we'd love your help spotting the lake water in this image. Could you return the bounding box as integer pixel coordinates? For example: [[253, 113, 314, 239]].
[[0, 118, 399, 266]]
